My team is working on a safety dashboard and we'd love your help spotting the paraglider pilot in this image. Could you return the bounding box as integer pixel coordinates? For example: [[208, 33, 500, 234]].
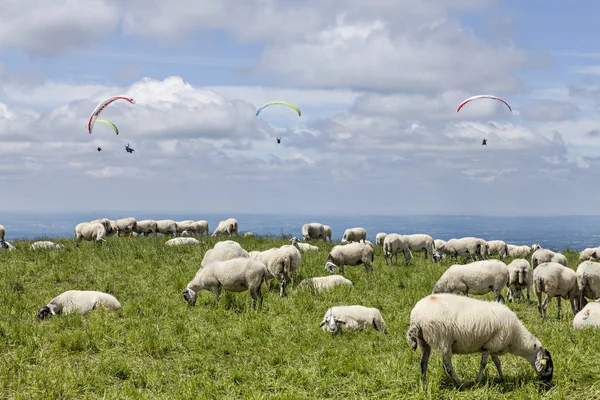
[[482, 138, 487, 146], [97, 147, 102, 152], [276, 137, 281, 144], [125, 143, 135, 153]]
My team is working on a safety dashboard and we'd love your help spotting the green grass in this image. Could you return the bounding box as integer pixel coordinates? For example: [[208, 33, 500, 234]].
[[0, 236, 599, 399]]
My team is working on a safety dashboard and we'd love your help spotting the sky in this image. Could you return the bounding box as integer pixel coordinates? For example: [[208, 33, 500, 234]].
[[1, 0, 600, 216]]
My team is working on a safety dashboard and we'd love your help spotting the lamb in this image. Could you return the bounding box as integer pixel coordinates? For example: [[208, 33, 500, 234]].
[[200, 240, 249, 267], [278, 243, 302, 287], [487, 240, 509, 259], [249, 248, 291, 296], [0, 240, 16, 251], [30, 241, 64, 250], [432, 260, 509, 303], [376, 232, 387, 247], [340, 227, 367, 244], [406, 293, 554, 389], [325, 242, 374, 275], [290, 236, 318, 252], [193, 220, 209, 236], [211, 218, 239, 237], [576, 261, 600, 307], [114, 217, 137, 237], [433, 237, 486, 263], [135, 220, 158, 236], [507, 259, 533, 303], [579, 247, 600, 262], [573, 300, 600, 330], [301, 223, 325, 241], [531, 248, 568, 268], [183, 258, 268, 310], [323, 225, 332, 242], [533, 262, 579, 320], [243, 232, 255, 238], [176, 220, 196, 236], [156, 220, 178, 236], [507, 244, 531, 258], [0, 224, 4, 241], [405, 234, 436, 261], [383, 233, 413, 265], [298, 275, 353, 292], [75, 222, 107, 247], [320, 305, 386, 334], [165, 237, 201, 246], [38, 290, 121, 319]]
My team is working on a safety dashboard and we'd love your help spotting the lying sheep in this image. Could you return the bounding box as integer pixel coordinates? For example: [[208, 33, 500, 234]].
[[211, 218, 239, 237], [38, 290, 121, 319], [323, 225, 332, 242], [114, 217, 137, 237], [405, 234, 436, 261], [201, 240, 249, 267], [341, 227, 367, 244], [325, 242, 374, 275], [0, 239, 16, 251], [320, 305, 387, 334], [573, 300, 600, 330], [176, 220, 195, 236], [432, 260, 509, 303], [278, 243, 302, 287], [579, 247, 600, 262], [298, 275, 353, 292], [0, 224, 4, 241], [531, 248, 568, 268], [376, 232, 387, 247], [183, 258, 268, 310], [507, 244, 531, 258], [533, 262, 579, 320], [75, 222, 107, 247], [166, 237, 201, 246], [407, 293, 554, 389], [290, 237, 318, 252], [383, 234, 413, 265], [249, 248, 290, 296], [135, 220, 158, 236], [156, 220, 178, 236], [30, 241, 64, 250], [301, 223, 325, 241], [487, 240, 509, 259], [243, 232, 255, 238], [576, 261, 600, 307], [507, 259, 533, 303]]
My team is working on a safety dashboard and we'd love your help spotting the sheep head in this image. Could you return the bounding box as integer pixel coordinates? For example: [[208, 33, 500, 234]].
[[183, 288, 198, 306], [320, 315, 346, 334]]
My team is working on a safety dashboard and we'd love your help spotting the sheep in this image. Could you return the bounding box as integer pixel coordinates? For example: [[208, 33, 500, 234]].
[[298, 275, 353, 292], [135, 220, 158, 236], [383, 233, 413, 265], [405, 234, 436, 261], [0, 240, 16, 251], [90, 218, 115, 236], [278, 243, 302, 287], [531, 248, 568, 268], [487, 240, 509, 259], [573, 300, 600, 330], [507, 259, 533, 303], [290, 236, 318, 252], [156, 219, 178, 236], [193, 220, 209, 236], [434, 239, 446, 249], [201, 240, 249, 267], [301, 222, 325, 241], [38, 290, 121, 319], [376, 232, 387, 247], [249, 248, 291, 296], [433, 237, 486, 263], [406, 293, 554, 389], [325, 242, 374, 275], [359, 239, 374, 247], [211, 218, 239, 237], [532, 244, 541, 252], [507, 244, 531, 258], [579, 247, 600, 262], [183, 258, 268, 310], [0, 224, 4, 241], [320, 305, 386, 334], [340, 227, 367, 244], [166, 237, 201, 246], [323, 225, 332, 242], [176, 220, 195, 236], [30, 241, 64, 250], [243, 232, 254, 238], [432, 260, 509, 303], [533, 262, 579, 320], [114, 217, 137, 237], [75, 222, 107, 247], [576, 261, 600, 307]]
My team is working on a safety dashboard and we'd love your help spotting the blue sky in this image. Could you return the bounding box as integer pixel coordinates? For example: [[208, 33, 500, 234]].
[[1, 0, 600, 216]]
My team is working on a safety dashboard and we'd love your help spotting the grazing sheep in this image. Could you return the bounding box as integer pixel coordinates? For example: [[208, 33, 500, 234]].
[[576, 261, 600, 306], [211, 218, 239, 237], [573, 300, 600, 330], [507, 259, 533, 303], [323, 225, 332, 242], [290, 237, 318, 252], [383, 233, 413, 265], [433, 239, 446, 249], [433, 237, 486, 263], [75, 222, 107, 247], [183, 258, 268, 310], [135, 220, 158, 236], [532, 244, 541, 252], [341, 227, 367, 244], [579, 247, 600, 262], [176, 220, 195, 236], [243, 232, 254, 238], [166, 237, 201, 246], [201, 240, 249, 267], [320, 305, 386, 334], [278, 243, 302, 287], [0, 224, 4, 241], [507, 244, 531, 258], [376, 232, 387, 247], [156, 220, 178, 236], [407, 293, 554, 389], [301, 223, 326, 241], [114, 217, 137, 237], [487, 240, 509, 259], [531, 248, 568, 268], [405, 234, 436, 261], [249, 248, 291, 296], [432, 260, 509, 303], [0, 240, 16, 251], [298, 275, 353, 292], [30, 241, 64, 250], [325, 242, 374, 275], [193, 220, 209, 236], [38, 290, 121, 319], [533, 262, 579, 320], [90, 218, 115, 236]]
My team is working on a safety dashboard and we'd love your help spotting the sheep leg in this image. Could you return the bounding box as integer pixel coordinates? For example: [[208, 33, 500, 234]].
[[442, 353, 463, 387], [535, 290, 544, 319], [491, 355, 504, 380], [541, 293, 552, 321], [420, 343, 431, 390], [556, 296, 562, 319], [278, 275, 286, 297], [214, 286, 222, 306], [526, 286, 531, 305], [476, 352, 489, 383], [494, 289, 505, 304], [569, 294, 578, 315]]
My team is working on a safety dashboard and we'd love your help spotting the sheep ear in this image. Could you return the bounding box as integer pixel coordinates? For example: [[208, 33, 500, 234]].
[[337, 320, 346, 325], [319, 321, 326, 327]]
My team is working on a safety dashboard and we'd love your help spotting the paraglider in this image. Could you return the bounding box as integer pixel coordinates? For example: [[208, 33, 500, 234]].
[[97, 147, 102, 152], [276, 138, 281, 144], [482, 138, 487, 146], [456, 95, 512, 113], [87, 95, 135, 134], [255, 101, 301, 117], [84, 119, 119, 135], [125, 143, 135, 153]]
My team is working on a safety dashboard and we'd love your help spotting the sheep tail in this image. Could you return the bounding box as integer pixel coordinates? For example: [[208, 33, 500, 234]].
[[578, 272, 588, 293], [518, 269, 525, 285], [406, 324, 420, 351]]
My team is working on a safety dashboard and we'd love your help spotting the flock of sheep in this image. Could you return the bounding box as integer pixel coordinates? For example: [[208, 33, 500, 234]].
[[3, 218, 600, 390]]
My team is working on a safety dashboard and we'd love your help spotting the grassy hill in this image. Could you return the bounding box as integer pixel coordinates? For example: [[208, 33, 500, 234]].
[[0, 236, 597, 399]]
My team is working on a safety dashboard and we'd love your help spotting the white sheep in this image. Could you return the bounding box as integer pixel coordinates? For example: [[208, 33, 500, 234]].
[[507, 244, 532, 258], [135, 220, 158, 236], [278, 243, 302, 287], [433, 237, 486, 263], [290, 237, 318, 252], [487, 240, 509, 259], [531, 248, 568, 268], [166, 237, 201, 246], [433, 239, 446, 249], [573, 300, 600, 330], [533, 262, 579, 320], [243, 232, 255, 238], [576, 261, 600, 307], [114, 217, 137, 237], [0, 224, 4, 241], [0, 239, 16, 251], [201, 240, 249, 267], [341, 227, 367, 244], [156, 220, 178, 236], [323, 225, 332, 242], [325, 242, 374, 275], [75, 222, 107, 247], [532, 244, 541, 252], [176, 220, 195, 236], [320, 305, 387, 334], [404, 234, 436, 261], [249, 248, 291, 296], [432, 260, 509, 303], [406, 293, 554, 389], [37, 290, 121, 319], [193, 220, 209, 236], [507, 258, 533, 303], [359, 239, 374, 247], [301, 223, 325, 241], [298, 275, 353, 292], [90, 218, 115, 236], [211, 218, 239, 237], [578, 247, 600, 262], [382, 233, 413, 265], [183, 258, 268, 310], [376, 232, 387, 247], [30, 241, 64, 250]]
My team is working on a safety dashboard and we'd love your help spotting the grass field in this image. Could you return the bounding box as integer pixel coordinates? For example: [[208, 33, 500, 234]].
[[0, 235, 598, 399]]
